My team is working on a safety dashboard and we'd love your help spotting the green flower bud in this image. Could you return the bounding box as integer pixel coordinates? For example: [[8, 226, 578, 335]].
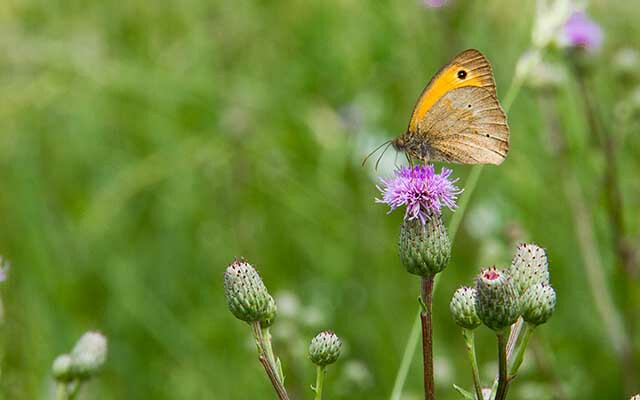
[[510, 243, 549, 296], [69, 331, 108, 379], [224, 259, 272, 323], [309, 331, 341, 367], [260, 295, 277, 328], [399, 216, 450, 277], [521, 283, 556, 326], [52, 354, 73, 382], [475, 268, 521, 332], [450, 287, 481, 330]]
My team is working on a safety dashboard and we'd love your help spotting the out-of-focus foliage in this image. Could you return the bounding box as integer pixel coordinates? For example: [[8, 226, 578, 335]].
[[0, 0, 638, 399]]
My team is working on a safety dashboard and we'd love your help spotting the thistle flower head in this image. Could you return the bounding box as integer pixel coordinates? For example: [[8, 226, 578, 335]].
[[450, 287, 481, 330], [510, 243, 550, 296], [309, 331, 342, 367], [51, 354, 73, 382], [422, 0, 449, 8], [224, 258, 274, 323], [376, 165, 462, 225], [69, 331, 108, 379], [521, 282, 556, 326], [475, 267, 521, 332], [563, 11, 603, 51], [399, 216, 450, 277]]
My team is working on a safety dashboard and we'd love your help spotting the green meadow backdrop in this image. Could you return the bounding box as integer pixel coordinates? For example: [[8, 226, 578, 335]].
[[0, 0, 638, 398]]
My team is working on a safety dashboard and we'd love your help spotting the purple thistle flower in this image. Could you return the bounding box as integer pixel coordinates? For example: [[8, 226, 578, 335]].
[[422, 0, 449, 8], [376, 164, 462, 225], [564, 11, 603, 51], [0, 257, 9, 282]]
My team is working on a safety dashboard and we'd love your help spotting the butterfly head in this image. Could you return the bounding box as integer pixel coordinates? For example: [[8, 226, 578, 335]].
[[391, 136, 406, 151]]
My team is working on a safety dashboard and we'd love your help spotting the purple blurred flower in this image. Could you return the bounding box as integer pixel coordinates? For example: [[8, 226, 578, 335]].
[[422, 0, 449, 8], [376, 164, 462, 224], [564, 11, 603, 51], [0, 257, 9, 282]]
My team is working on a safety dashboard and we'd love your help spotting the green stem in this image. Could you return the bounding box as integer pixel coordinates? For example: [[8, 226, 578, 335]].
[[314, 366, 325, 400], [462, 329, 483, 400], [489, 318, 523, 398], [495, 332, 509, 400], [66, 381, 81, 400], [262, 327, 282, 382], [55, 383, 67, 400], [251, 322, 289, 400], [389, 51, 528, 400]]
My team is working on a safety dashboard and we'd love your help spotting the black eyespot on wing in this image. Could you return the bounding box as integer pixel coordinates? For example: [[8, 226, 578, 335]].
[[458, 70, 467, 79], [467, 104, 472, 108], [486, 134, 490, 137]]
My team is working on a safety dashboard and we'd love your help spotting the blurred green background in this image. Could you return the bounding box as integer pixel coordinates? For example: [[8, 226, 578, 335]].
[[0, 0, 638, 399]]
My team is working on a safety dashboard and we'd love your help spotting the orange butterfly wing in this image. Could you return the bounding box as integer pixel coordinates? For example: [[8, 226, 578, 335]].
[[407, 49, 497, 133]]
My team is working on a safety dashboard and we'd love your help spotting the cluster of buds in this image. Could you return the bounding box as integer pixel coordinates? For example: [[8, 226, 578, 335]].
[[450, 243, 556, 331], [224, 258, 342, 399], [52, 331, 108, 382]]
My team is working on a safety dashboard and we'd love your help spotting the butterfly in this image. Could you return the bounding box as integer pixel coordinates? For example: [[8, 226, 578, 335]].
[[365, 49, 509, 167]]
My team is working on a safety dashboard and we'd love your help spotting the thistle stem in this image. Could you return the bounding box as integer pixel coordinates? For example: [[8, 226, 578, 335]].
[[495, 332, 509, 400], [55, 383, 67, 400], [420, 275, 435, 400], [262, 327, 282, 382], [314, 366, 325, 400], [66, 381, 82, 400], [462, 329, 483, 400], [251, 322, 289, 400], [495, 333, 508, 400]]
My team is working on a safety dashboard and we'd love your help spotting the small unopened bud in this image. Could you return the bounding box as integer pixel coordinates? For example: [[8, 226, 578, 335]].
[[521, 283, 556, 326], [224, 259, 272, 323], [475, 268, 521, 332], [309, 331, 341, 367], [52, 354, 73, 382], [450, 287, 481, 330], [399, 216, 450, 277], [260, 295, 277, 328], [510, 243, 549, 296], [613, 48, 640, 79], [70, 331, 108, 379]]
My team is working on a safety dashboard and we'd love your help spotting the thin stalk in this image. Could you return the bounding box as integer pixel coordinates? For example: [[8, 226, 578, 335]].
[[55, 383, 67, 400], [66, 382, 81, 400], [462, 329, 483, 400], [571, 61, 638, 361], [389, 51, 528, 399], [489, 318, 524, 398], [262, 327, 282, 382], [420, 276, 435, 400], [251, 322, 290, 400], [390, 309, 422, 400], [495, 332, 509, 400], [314, 366, 326, 400]]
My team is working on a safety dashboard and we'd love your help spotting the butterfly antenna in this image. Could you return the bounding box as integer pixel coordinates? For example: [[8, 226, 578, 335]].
[[374, 141, 393, 171], [362, 140, 391, 167]]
